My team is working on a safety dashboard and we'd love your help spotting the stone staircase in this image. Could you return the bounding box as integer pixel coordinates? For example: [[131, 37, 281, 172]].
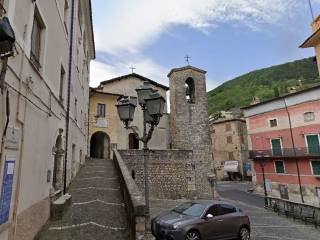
[[36, 158, 130, 240]]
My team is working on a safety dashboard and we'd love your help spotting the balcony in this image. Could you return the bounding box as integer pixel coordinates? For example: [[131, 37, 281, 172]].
[[249, 147, 320, 159]]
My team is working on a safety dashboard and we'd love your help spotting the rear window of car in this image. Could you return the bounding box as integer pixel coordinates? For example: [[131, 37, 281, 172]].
[[173, 202, 207, 217]]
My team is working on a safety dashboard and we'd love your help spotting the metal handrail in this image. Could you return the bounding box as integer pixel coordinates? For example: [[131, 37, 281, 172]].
[[266, 197, 320, 226], [250, 147, 320, 158]]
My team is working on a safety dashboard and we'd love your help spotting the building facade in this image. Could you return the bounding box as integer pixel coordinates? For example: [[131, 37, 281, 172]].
[[89, 73, 170, 156], [0, 0, 95, 239], [210, 118, 250, 180], [243, 86, 320, 205]]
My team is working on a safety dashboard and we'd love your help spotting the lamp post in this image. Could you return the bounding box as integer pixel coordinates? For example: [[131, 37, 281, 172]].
[[254, 136, 269, 207], [116, 81, 166, 218]]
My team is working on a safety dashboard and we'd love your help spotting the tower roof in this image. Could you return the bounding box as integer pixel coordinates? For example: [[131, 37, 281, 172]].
[[167, 65, 207, 78]]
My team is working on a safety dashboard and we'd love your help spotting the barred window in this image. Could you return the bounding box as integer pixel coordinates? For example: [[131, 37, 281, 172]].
[[269, 119, 277, 127], [97, 103, 106, 117]]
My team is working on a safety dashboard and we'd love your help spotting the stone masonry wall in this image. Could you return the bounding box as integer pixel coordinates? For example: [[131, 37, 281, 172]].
[[118, 150, 197, 200], [169, 66, 214, 199]]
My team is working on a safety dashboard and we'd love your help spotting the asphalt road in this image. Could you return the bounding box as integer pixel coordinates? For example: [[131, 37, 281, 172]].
[[217, 181, 320, 240]]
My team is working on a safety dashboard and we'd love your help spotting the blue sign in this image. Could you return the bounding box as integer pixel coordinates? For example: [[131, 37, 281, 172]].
[[0, 160, 15, 224]]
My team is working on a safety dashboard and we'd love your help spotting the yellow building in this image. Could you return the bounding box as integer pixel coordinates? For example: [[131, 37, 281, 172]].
[[89, 73, 170, 158], [300, 15, 320, 75]]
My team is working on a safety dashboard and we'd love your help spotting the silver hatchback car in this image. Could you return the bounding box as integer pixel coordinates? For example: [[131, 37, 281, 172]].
[[151, 200, 250, 240]]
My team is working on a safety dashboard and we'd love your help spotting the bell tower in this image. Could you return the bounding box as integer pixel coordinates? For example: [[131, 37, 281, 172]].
[[168, 66, 214, 199]]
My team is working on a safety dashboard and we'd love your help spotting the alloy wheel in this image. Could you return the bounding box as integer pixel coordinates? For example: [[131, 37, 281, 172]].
[[186, 231, 201, 240], [239, 227, 250, 240]]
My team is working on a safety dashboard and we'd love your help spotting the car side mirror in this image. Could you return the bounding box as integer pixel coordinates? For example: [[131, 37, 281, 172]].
[[205, 214, 214, 220]]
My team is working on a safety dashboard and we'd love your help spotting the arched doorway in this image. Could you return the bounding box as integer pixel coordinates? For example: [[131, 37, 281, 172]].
[[90, 132, 110, 159], [129, 133, 139, 149]]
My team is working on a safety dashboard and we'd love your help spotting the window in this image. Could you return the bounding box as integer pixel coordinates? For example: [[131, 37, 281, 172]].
[[304, 112, 315, 122], [206, 205, 220, 216], [59, 65, 65, 101], [227, 136, 233, 144], [306, 135, 320, 154], [271, 138, 282, 156], [185, 78, 195, 103], [220, 204, 237, 215], [275, 160, 285, 174], [64, 0, 69, 33], [31, 8, 44, 69], [226, 123, 231, 131], [311, 160, 320, 175], [228, 152, 234, 160], [97, 103, 106, 117], [269, 119, 278, 127]]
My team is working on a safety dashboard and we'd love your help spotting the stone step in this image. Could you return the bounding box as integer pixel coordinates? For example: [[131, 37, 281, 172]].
[[36, 223, 130, 240], [69, 188, 123, 203], [49, 202, 128, 229]]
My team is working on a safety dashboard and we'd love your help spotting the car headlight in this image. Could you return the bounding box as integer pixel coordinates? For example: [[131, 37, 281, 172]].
[[169, 225, 178, 230]]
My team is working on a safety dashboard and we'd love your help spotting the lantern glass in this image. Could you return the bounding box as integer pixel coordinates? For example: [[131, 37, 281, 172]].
[[116, 98, 136, 122], [135, 81, 153, 106], [145, 93, 166, 116], [144, 109, 154, 124]]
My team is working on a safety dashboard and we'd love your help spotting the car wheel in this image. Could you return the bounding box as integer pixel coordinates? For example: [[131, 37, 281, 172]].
[[238, 226, 250, 240], [185, 230, 201, 240]]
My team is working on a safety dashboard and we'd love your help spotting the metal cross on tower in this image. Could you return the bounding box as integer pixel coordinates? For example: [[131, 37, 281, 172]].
[[185, 55, 191, 65], [130, 65, 136, 73]]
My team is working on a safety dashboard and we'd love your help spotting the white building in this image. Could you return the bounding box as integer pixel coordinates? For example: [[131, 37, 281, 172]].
[[0, 0, 95, 239]]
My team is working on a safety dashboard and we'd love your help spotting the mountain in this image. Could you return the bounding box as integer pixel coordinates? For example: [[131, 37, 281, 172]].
[[207, 57, 319, 114]]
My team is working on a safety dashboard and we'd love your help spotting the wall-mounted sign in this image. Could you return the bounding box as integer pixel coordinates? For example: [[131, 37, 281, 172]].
[[0, 158, 15, 224], [5, 127, 20, 150], [94, 118, 108, 128]]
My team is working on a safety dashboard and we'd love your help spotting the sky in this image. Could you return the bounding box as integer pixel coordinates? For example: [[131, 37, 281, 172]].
[[90, 0, 320, 91]]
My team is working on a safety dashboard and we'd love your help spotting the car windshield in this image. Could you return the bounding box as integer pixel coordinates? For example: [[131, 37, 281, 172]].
[[173, 202, 206, 217]]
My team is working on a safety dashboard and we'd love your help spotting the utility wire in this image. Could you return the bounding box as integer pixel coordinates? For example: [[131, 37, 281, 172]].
[[6, 83, 61, 120], [308, 0, 315, 21]]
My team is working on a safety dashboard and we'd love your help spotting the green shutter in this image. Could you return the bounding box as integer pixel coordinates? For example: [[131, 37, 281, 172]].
[[275, 161, 285, 174], [306, 135, 320, 154], [311, 161, 320, 175], [271, 139, 282, 156]]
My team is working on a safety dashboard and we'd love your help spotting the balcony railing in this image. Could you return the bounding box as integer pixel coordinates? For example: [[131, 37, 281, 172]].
[[250, 147, 320, 158]]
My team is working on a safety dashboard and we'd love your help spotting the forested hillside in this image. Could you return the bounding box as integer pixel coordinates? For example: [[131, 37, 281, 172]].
[[207, 57, 319, 114]]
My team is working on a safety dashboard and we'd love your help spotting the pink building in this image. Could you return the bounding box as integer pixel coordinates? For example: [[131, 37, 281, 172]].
[[243, 85, 320, 205]]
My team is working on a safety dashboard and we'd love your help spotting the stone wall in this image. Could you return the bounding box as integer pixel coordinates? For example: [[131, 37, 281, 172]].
[[118, 150, 198, 200]]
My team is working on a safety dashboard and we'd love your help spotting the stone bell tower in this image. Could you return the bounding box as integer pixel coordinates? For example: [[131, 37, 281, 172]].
[[168, 66, 214, 199]]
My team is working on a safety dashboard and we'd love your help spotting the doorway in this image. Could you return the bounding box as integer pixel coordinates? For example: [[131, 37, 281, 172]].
[[129, 133, 139, 149], [90, 131, 110, 159]]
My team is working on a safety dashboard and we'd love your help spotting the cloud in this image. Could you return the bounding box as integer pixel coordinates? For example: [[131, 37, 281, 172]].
[[94, 0, 301, 55], [90, 56, 169, 87]]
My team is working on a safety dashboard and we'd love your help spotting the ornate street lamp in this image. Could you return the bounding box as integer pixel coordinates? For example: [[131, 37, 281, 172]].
[[116, 81, 166, 218]]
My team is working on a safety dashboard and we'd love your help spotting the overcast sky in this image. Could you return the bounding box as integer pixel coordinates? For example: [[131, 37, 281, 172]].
[[90, 0, 320, 91]]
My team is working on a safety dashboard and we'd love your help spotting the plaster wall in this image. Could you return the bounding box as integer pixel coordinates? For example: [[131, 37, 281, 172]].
[[0, 0, 94, 239]]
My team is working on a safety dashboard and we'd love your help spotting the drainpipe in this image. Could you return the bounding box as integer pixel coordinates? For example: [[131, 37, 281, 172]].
[[283, 98, 304, 203], [63, 0, 75, 195]]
